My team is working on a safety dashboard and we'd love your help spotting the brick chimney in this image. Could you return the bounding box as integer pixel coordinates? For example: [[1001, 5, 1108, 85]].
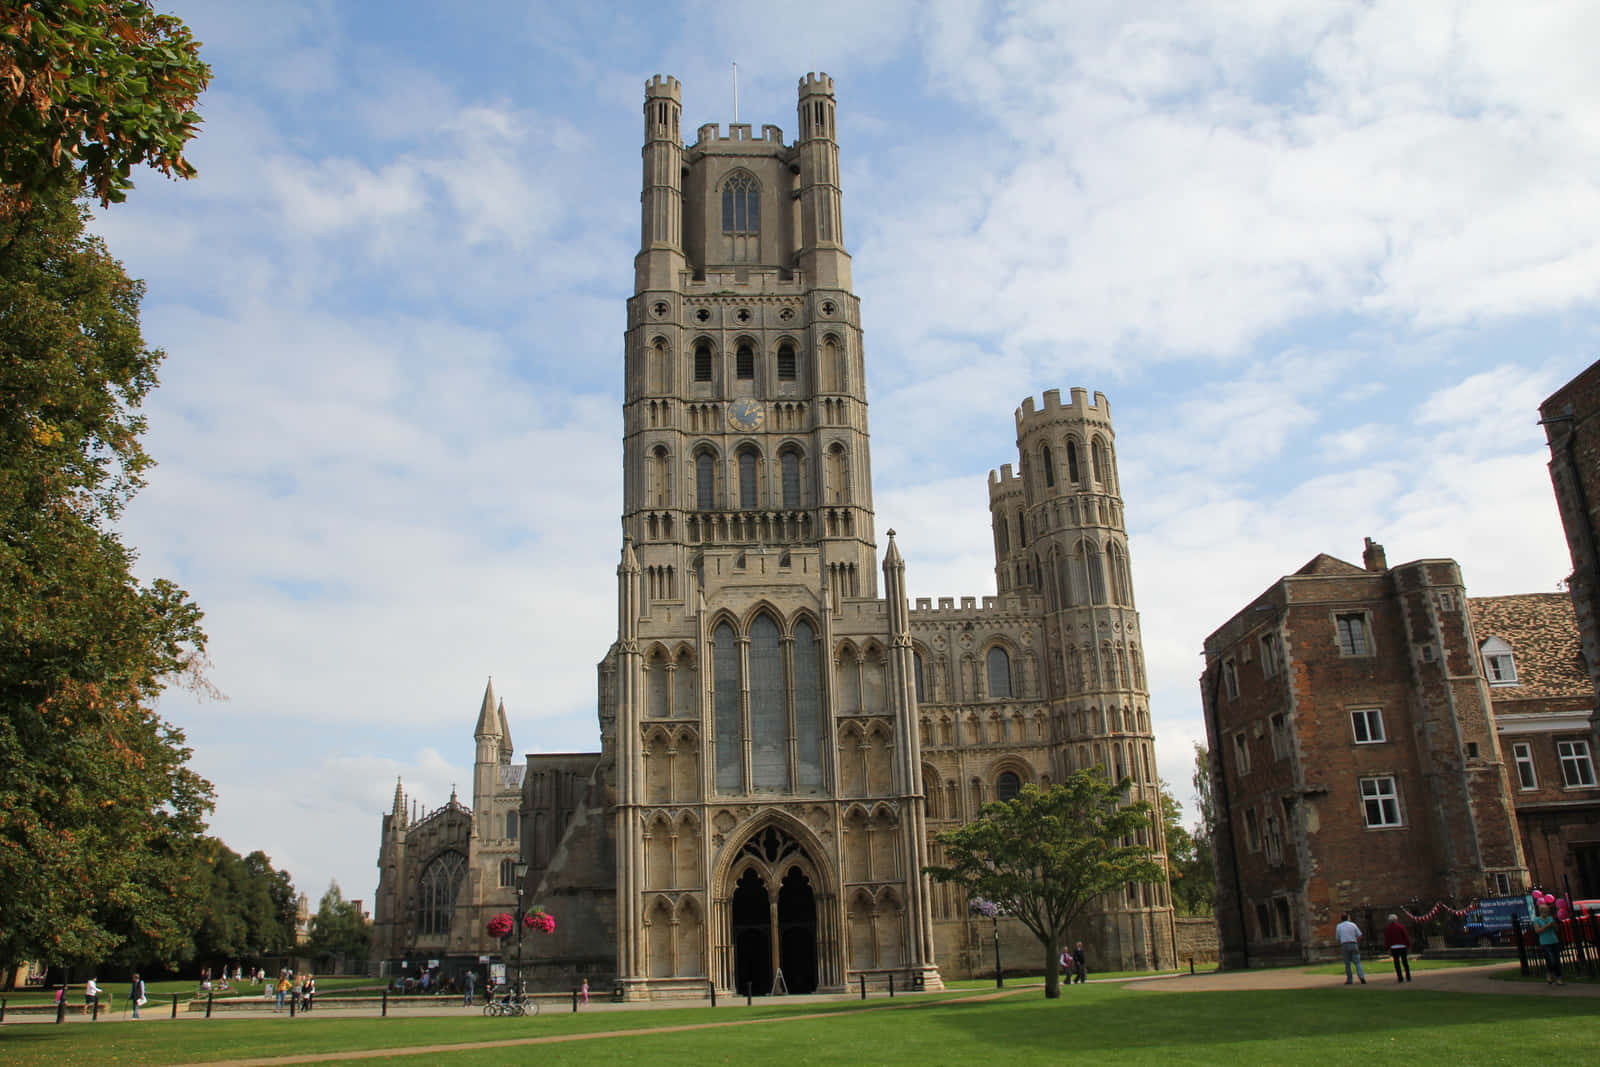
[[1363, 537, 1388, 572]]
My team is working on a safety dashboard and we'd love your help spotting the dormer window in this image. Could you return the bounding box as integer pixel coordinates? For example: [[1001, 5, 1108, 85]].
[[1481, 637, 1517, 686]]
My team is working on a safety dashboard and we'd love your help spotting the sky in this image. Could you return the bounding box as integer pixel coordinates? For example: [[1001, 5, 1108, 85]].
[[94, 0, 1598, 909]]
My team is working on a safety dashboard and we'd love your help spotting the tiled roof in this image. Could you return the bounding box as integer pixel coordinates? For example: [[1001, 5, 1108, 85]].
[[1468, 594, 1591, 702]]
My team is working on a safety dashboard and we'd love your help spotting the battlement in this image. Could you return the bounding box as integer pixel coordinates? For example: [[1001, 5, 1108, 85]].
[[798, 71, 835, 97], [1015, 387, 1111, 432], [909, 593, 1041, 619], [987, 463, 1023, 501], [694, 122, 786, 147], [645, 74, 682, 101]]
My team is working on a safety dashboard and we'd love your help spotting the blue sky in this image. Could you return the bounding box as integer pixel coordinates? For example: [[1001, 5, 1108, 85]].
[[99, 0, 1598, 907]]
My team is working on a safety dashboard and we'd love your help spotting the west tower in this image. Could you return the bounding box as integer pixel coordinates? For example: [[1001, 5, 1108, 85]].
[[610, 73, 939, 998]]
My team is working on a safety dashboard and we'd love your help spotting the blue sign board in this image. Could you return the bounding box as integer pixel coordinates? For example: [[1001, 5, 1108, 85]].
[[1473, 895, 1533, 932]]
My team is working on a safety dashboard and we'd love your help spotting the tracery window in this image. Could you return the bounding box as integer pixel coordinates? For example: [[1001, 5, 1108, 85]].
[[721, 172, 760, 233], [416, 851, 467, 936]]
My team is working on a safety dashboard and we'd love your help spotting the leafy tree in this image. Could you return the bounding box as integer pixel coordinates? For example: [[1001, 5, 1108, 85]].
[[1180, 744, 1217, 915], [305, 882, 371, 962], [0, 182, 212, 978], [926, 774, 1163, 999], [1161, 776, 1215, 916], [0, 0, 210, 208], [189, 842, 298, 964]]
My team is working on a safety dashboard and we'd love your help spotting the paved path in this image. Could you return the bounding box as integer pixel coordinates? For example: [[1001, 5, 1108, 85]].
[[1127, 961, 1600, 997]]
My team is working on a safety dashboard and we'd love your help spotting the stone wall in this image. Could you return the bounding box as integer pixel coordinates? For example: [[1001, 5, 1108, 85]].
[[1173, 917, 1219, 965]]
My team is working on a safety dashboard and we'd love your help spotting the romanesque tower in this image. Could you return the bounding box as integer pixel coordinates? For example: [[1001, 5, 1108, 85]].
[[608, 73, 938, 999]]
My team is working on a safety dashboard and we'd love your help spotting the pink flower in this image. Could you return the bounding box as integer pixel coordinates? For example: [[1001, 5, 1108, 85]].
[[486, 913, 514, 938]]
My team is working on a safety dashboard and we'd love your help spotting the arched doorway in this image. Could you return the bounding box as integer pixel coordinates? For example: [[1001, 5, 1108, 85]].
[[719, 823, 832, 994], [731, 868, 771, 996], [778, 866, 818, 993]]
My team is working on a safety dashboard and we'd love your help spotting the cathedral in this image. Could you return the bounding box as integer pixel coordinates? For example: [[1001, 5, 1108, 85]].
[[372, 72, 1175, 997]]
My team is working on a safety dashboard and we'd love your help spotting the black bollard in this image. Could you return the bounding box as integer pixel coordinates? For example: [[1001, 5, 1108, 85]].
[[2, 997, 6, 1022], [171, 994, 178, 1019], [288, 992, 295, 1018], [859, 973, 866, 1000], [888, 973, 894, 998], [710, 980, 716, 1008], [55, 995, 66, 1025], [746, 982, 752, 1007], [1189, 957, 1195, 975], [572, 988, 579, 1013], [205, 990, 214, 1019], [92, 998, 99, 1022], [382, 989, 388, 1018]]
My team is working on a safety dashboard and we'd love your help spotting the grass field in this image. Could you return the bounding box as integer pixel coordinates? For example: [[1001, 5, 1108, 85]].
[[2, 980, 1597, 1066]]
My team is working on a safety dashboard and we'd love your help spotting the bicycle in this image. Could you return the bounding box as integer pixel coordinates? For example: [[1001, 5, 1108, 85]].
[[483, 987, 539, 1017]]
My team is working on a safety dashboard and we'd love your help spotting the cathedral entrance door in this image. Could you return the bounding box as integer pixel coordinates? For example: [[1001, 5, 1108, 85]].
[[731, 868, 772, 996], [777, 866, 818, 994]]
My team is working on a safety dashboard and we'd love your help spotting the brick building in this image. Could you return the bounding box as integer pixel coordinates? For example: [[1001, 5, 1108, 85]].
[[1469, 594, 1599, 896], [1541, 358, 1600, 709], [1200, 539, 1528, 967]]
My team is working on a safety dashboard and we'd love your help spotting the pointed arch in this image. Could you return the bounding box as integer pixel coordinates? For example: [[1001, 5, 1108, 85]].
[[748, 611, 787, 792]]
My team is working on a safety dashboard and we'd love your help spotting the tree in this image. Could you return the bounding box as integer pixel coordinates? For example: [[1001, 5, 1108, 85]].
[[1161, 776, 1214, 916], [926, 774, 1164, 998], [0, 182, 213, 978], [0, 0, 210, 208], [189, 842, 298, 965], [1181, 744, 1217, 916], [305, 882, 371, 963]]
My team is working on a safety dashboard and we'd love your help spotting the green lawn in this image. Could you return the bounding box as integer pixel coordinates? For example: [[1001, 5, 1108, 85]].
[[2, 982, 1597, 1066]]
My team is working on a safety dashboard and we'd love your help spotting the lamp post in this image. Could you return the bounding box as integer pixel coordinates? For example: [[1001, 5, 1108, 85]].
[[970, 898, 1003, 988], [513, 859, 530, 996]]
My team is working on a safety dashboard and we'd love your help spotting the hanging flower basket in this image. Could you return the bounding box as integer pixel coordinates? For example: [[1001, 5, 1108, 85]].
[[524, 908, 556, 934], [486, 912, 514, 938]]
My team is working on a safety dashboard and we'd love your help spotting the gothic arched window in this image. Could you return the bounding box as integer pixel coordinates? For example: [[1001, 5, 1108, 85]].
[[416, 851, 467, 936], [506, 810, 520, 841], [794, 619, 823, 788], [694, 341, 713, 382], [1066, 439, 1081, 483], [996, 771, 1022, 802], [499, 858, 516, 887], [986, 647, 1013, 699], [738, 449, 759, 509], [722, 173, 760, 234], [1042, 446, 1055, 488], [736, 342, 755, 380], [913, 651, 927, 704], [781, 450, 801, 507], [713, 622, 741, 791], [777, 342, 796, 381], [748, 614, 787, 791], [696, 452, 716, 511]]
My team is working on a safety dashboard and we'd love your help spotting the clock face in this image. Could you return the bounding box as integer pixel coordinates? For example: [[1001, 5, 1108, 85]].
[[727, 398, 766, 432]]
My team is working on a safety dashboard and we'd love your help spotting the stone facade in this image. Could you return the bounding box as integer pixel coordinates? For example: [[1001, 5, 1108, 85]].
[[372, 72, 1175, 994]]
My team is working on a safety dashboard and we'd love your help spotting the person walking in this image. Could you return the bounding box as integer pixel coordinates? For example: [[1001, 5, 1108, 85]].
[[463, 968, 476, 1007], [275, 970, 290, 1011], [581, 977, 590, 1005], [84, 976, 100, 1016], [1383, 914, 1412, 983], [130, 973, 146, 1019], [1531, 903, 1565, 986], [1071, 942, 1087, 984], [1336, 913, 1367, 984], [301, 974, 315, 1012]]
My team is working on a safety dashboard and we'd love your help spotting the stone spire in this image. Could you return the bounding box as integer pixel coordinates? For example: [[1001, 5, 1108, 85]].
[[473, 678, 500, 741], [497, 698, 514, 763], [391, 776, 405, 816]]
